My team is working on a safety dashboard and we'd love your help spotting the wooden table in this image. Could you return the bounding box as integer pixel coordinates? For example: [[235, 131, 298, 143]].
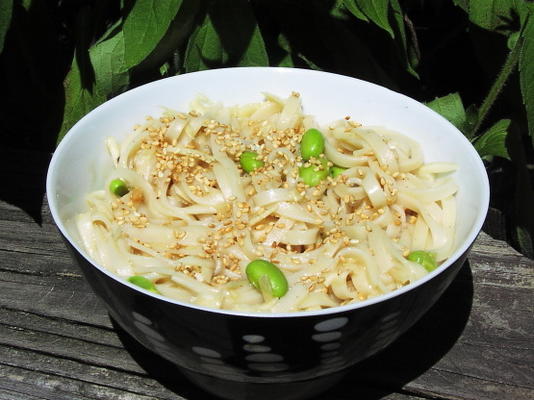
[[0, 149, 532, 400]]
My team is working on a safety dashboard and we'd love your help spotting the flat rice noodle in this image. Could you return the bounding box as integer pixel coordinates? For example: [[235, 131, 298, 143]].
[[281, 228, 319, 245], [362, 171, 387, 208], [276, 202, 321, 224], [252, 188, 299, 207]]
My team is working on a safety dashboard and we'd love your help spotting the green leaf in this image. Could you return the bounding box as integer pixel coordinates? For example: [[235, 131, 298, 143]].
[[461, 0, 530, 34], [345, 0, 394, 38], [519, 13, 534, 145], [122, 0, 184, 68], [343, 0, 416, 77], [184, 12, 220, 71], [473, 119, 511, 160], [464, 104, 479, 137], [20, 0, 30, 11], [131, 0, 201, 77], [58, 56, 106, 143], [275, 34, 295, 68], [467, 0, 505, 30], [453, 0, 469, 12], [507, 30, 520, 50], [343, 0, 369, 22], [426, 93, 468, 133], [390, 0, 418, 78], [89, 30, 129, 96], [59, 0, 192, 143], [0, 0, 13, 53], [184, 0, 268, 72], [59, 31, 129, 142]]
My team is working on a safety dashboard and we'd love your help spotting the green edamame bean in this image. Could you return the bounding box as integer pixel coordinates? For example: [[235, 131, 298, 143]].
[[240, 151, 264, 173], [128, 275, 161, 294], [300, 128, 325, 161], [299, 158, 329, 187], [109, 178, 129, 197], [407, 250, 437, 272], [330, 166, 347, 178], [246, 259, 288, 298]]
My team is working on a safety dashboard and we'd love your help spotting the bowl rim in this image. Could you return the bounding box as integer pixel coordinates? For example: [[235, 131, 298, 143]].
[[46, 66, 490, 319]]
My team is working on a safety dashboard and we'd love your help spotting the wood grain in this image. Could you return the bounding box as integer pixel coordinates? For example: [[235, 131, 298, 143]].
[[0, 149, 532, 400]]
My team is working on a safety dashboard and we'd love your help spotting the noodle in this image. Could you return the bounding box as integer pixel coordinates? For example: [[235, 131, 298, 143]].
[[75, 92, 458, 312]]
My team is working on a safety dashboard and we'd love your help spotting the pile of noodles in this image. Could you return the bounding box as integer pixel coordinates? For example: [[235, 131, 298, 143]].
[[76, 92, 457, 312]]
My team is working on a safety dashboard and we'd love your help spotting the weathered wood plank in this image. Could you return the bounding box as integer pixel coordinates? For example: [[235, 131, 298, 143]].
[[0, 324, 141, 374], [324, 385, 427, 400], [410, 340, 534, 398], [0, 388, 47, 400], [0, 308, 119, 348], [407, 373, 533, 400], [0, 362, 165, 400], [0, 249, 80, 278], [0, 271, 109, 327], [0, 219, 68, 258], [0, 344, 190, 400]]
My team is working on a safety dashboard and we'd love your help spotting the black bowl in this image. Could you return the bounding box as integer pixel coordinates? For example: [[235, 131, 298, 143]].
[[47, 68, 489, 399]]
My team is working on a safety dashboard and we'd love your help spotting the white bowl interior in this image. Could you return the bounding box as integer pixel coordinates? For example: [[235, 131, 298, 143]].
[[47, 67, 489, 316]]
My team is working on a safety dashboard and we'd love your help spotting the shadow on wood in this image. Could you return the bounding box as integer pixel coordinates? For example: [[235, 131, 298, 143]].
[[0, 149, 51, 225], [323, 261, 474, 399], [110, 262, 474, 400], [111, 318, 219, 400]]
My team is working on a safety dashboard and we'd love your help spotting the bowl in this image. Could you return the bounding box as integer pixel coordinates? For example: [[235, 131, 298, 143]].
[[46, 67, 489, 400]]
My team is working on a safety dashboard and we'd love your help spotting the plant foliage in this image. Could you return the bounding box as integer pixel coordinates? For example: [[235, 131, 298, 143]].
[[0, 0, 532, 256]]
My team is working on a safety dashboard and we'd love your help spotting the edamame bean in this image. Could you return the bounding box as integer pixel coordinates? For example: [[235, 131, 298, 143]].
[[240, 151, 264, 173], [407, 250, 437, 272], [330, 166, 346, 178], [128, 275, 161, 294], [300, 128, 325, 161], [246, 259, 288, 298], [109, 178, 129, 197], [299, 158, 329, 186]]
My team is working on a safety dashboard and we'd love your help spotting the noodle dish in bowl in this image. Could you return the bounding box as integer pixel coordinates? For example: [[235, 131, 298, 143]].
[[47, 67, 489, 400]]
